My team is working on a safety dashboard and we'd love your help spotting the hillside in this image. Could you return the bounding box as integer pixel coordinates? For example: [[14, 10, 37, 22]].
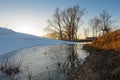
[[73, 30, 120, 80], [0, 27, 71, 55], [90, 29, 120, 51]]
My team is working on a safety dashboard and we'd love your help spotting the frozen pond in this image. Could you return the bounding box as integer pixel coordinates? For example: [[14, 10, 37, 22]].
[[0, 44, 89, 80]]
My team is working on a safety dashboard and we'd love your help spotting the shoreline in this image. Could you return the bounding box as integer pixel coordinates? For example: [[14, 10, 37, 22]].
[[73, 45, 120, 80]]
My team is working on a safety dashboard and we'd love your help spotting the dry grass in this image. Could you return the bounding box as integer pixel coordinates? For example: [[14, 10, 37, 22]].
[[109, 67, 120, 80], [0, 58, 21, 75], [90, 29, 120, 51], [0, 54, 24, 75], [91, 30, 120, 80], [77, 30, 120, 80]]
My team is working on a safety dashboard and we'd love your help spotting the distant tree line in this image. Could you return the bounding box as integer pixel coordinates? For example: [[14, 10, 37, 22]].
[[44, 5, 115, 40]]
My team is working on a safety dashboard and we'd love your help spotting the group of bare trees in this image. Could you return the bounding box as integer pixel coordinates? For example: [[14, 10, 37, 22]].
[[45, 5, 114, 40], [89, 10, 113, 37], [44, 5, 85, 40]]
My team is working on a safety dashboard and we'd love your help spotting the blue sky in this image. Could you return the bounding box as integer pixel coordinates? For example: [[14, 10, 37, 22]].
[[0, 0, 120, 37]]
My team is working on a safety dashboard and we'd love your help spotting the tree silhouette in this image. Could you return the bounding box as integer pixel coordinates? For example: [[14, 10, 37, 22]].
[[99, 10, 112, 34], [45, 5, 85, 40], [89, 17, 101, 37], [61, 5, 85, 40]]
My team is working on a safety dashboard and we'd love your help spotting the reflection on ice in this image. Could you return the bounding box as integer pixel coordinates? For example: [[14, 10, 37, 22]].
[[0, 44, 89, 80]]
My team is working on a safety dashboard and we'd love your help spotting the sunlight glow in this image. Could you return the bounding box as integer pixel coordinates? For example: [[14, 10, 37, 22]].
[[15, 25, 36, 34], [14, 23, 45, 37], [3, 14, 47, 37]]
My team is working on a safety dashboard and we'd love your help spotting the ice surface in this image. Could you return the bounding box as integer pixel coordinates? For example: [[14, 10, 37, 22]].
[[0, 44, 89, 80]]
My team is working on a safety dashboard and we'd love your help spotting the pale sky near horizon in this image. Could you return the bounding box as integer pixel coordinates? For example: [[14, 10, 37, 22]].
[[0, 0, 120, 37]]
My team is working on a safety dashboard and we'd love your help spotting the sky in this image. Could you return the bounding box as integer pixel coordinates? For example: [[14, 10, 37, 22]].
[[0, 0, 120, 37]]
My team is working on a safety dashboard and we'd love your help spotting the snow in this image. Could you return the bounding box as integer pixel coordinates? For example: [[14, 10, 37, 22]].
[[0, 27, 72, 55], [0, 27, 89, 80]]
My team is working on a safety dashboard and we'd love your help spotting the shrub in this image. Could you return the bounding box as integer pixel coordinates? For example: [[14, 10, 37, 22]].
[[0, 55, 24, 75]]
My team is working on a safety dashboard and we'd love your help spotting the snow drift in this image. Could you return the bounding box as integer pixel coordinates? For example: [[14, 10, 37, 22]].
[[0, 27, 71, 55]]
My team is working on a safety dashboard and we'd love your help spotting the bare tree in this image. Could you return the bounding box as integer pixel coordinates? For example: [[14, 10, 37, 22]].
[[89, 17, 101, 37], [44, 5, 85, 41], [84, 27, 89, 39], [62, 5, 85, 40], [99, 10, 112, 34], [45, 7, 63, 40], [54, 8, 63, 39], [89, 10, 113, 37], [89, 18, 95, 37]]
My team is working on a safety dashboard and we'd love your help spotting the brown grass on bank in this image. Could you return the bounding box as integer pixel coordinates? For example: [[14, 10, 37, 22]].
[[79, 29, 120, 80], [90, 29, 120, 51]]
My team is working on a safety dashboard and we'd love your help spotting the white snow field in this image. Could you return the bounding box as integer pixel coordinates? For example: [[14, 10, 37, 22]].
[[0, 27, 72, 55], [0, 27, 89, 80]]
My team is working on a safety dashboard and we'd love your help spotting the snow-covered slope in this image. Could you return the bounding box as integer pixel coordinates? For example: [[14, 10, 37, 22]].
[[0, 27, 89, 80], [0, 27, 70, 55]]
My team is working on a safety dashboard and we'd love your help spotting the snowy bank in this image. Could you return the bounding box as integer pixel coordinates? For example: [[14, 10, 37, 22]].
[[0, 27, 72, 55]]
